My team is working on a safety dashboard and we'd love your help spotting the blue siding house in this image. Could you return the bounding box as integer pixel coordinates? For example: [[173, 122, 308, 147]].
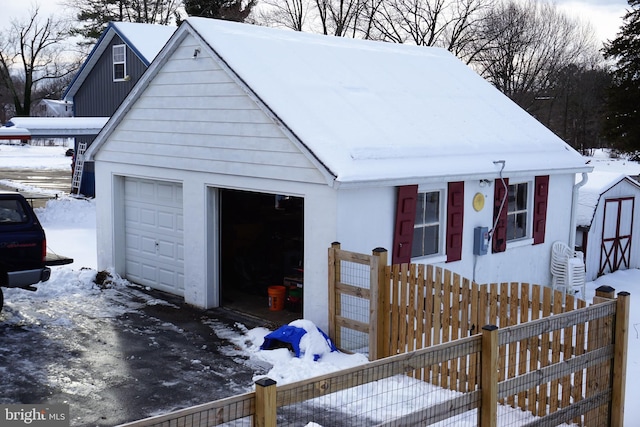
[[63, 22, 175, 196]]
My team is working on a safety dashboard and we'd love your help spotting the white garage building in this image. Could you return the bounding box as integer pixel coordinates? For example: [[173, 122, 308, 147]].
[[86, 18, 591, 329]]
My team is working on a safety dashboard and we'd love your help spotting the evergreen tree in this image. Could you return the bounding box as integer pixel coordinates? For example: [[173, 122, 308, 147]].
[[182, 0, 256, 23], [602, 0, 640, 152], [68, 0, 181, 45]]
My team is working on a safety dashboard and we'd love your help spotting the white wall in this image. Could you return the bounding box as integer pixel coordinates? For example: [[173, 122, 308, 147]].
[[331, 174, 577, 288], [336, 187, 396, 255], [455, 174, 575, 286]]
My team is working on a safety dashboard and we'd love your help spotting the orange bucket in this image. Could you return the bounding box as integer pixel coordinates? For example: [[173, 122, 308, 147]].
[[268, 285, 286, 311]]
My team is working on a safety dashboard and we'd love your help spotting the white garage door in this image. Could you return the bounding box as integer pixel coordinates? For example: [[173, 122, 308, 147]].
[[124, 177, 184, 295]]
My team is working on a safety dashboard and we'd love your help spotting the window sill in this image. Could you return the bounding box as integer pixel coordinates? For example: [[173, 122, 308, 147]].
[[506, 238, 534, 250], [411, 254, 447, 264]]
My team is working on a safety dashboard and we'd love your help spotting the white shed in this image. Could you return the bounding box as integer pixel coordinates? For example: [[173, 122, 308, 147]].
[[576, 171, 640, 281], [86, 18, 591, 329]]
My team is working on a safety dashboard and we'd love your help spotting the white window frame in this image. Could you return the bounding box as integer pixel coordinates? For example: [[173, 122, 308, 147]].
[[112, 44, 127, 82], [411, 185, 446, 262], [505, 179, 534, 248]]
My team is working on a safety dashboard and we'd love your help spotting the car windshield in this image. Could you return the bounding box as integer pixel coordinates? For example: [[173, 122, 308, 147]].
[[0, 199, 28, 224]]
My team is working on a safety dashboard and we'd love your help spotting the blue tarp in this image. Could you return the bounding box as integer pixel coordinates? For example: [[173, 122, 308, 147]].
[[260, 323, 337, 361]]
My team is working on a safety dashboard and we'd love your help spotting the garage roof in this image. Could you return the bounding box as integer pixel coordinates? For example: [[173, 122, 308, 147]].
[[90, 18, 592, 185]]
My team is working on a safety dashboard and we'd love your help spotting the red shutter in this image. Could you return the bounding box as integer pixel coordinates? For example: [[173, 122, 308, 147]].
[[392, 185, 418, 265], [446, 181, 464, 262], [492, 178, 509, 253], [533, 175, 549, 245]]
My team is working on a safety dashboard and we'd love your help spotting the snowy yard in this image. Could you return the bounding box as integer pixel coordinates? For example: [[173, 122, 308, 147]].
[[1, 144, 639, 426]]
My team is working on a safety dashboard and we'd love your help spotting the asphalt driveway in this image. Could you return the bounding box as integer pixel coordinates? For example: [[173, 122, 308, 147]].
[[0, 168, 269, 426], [0, 282, 267, 426]]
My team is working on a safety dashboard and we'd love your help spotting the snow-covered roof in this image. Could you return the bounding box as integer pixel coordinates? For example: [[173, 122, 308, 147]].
[[0, 126, 30, 140], [63, 22, 176, 101], [576, 171, 640, 228], [6, 117, 109, 138], [90, 18, 592, 185]]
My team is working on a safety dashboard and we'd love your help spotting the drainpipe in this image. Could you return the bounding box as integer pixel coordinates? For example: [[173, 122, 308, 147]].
[[569, 173, 589, 250]]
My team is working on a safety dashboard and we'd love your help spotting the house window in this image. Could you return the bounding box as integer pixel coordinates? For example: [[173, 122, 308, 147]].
[[113, 44, 126, 81], [506, 182, 529, 241], [412, 191, 441, 257]]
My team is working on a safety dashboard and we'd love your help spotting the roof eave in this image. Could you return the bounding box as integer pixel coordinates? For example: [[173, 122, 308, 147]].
[[332, 165, 594, 189]]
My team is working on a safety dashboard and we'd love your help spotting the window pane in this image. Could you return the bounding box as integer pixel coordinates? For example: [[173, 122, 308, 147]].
[[411, 225, 439, 257], [506, 182, 529, 242], [507, 210, 528, 240], [412, 190, 441, 257], [114, 64, 125, 80], [425, 192, 439, 223], [508, 184, 517, 211], [412, 227, 424, 257], [515, 212, 527, 238], [424, 224, 439, 255], [516, 184, 527, 210], [113, 45, 125, 62], [415, 193, 425, 225]]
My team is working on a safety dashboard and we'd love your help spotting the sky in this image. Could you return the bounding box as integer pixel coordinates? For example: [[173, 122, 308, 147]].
[[1, 144, 640, 426], [0, 0, 631, 45]]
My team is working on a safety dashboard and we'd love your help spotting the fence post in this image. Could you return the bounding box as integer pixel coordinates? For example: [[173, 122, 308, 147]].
[[611, 291, 630, 427], [372, 247, 388, 360], [594, 285, 615, 303], [480, 325, 498, 427], [254, 378, 277, 427], [328, 242, 340, 349]]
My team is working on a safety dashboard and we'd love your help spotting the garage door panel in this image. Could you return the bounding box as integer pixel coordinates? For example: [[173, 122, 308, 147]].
[[141, 236, 158, 255], [140, 207, 157, 226], [124, 177, 184, 296], [158, 211, 176, 230]]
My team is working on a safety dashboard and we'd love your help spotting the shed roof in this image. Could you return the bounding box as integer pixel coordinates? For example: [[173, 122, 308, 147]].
[[63, 22, 176, 101], [90, 18, 591, 185]]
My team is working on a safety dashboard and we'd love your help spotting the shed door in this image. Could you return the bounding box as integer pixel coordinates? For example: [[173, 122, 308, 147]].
[[124, 177, 184, 295], [599, 197, 634, 276]]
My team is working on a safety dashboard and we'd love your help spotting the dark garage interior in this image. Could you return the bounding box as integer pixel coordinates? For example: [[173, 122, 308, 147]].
[[219, 189, 304, 324]]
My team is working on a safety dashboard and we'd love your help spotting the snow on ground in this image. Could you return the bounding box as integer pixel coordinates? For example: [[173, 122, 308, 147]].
[[1, 145, 640, 425], [0, 142, 72, 170]]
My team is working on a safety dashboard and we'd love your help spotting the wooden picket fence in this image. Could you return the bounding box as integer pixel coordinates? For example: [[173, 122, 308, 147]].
[[327, 243, 628, 425], [114, 243, 628, 427]]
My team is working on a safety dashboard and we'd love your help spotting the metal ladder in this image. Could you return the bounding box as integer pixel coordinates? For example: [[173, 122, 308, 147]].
[[71, 142, 87, 195]]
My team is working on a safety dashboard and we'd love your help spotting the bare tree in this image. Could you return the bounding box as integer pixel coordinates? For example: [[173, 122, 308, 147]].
[[472, 0, 599, 111], [314, 0, 364, 36], [364, 0, 490, 54], [257, 0, 311, 31], [0, 6, 79, 118]]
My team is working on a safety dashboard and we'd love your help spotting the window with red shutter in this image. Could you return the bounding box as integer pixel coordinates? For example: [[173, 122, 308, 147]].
[[446, 182, 464, 262]]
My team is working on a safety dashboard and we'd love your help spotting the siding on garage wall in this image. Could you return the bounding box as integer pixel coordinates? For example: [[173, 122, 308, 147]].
[[94, 36, 328, 185]]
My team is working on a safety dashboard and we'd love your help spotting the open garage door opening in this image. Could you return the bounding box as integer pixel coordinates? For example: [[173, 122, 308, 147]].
[[220, 189, 303, 323]]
